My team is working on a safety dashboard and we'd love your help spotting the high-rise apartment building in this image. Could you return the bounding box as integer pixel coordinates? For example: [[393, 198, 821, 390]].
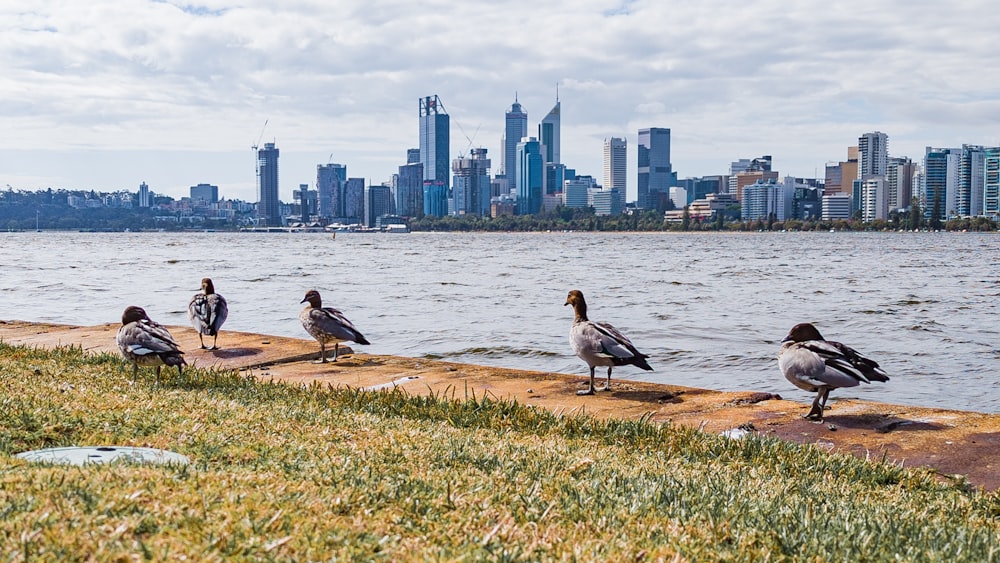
[[503, 99, 528, 190], [603, 137, 627, 194], [452, 148, 492, 216], [985, 147, 1000, 219], [860, 177, 888, 221], [317, 163, 346, 219], [923, 147, 960, 220], [858, 131, 889, 180], [364, 185, 393, 228], [343, 178, 365, 223], [419, 95, 450, 190], [257, 142, 280, 227], [886, 156, 915, 210], [959, 144, 986, 217], [137, 181, 151, 208], [638, 128, 672, 210], [396, 161, 424, 218], [516, 137, 543, 215]]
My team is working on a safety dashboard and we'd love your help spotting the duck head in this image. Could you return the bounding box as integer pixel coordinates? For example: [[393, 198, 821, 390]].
[[301, 289, 323, 308], [121, 305, 149, 325], [782, 322, 825, 343]]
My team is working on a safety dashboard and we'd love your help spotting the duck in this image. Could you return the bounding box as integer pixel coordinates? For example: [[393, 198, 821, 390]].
[[564, 289, 653, 395], [778, 322, 889, 420], [299, 289, 370, 362], [188, 277, 229, 350], [116, 305, 186, 384]]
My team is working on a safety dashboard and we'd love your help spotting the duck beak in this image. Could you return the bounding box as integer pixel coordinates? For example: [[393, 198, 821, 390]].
[[300, 297, 308, 304], [781, 334, 793, 343]]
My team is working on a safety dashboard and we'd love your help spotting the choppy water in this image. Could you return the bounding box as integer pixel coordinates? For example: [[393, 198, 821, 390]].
[[1, 231, 998, 413]]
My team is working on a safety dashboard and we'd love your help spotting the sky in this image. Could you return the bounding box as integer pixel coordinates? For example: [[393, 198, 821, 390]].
[[2, 0, 999, 204]]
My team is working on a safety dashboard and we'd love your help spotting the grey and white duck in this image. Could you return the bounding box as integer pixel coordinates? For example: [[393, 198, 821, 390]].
[[299, 289, 370, 362], [778, 322, 889, 420], [116, 305, 186, 384], [188, 277, 229, 350], [565, 289, 653, 395]]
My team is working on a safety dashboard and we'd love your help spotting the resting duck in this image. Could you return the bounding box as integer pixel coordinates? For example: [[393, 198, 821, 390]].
[[299, 289, 370, 362], [116, 305, 186, 384], [778, 322, 889, 420], [188, 277, 229, 350], [565, 289, 653, 395]]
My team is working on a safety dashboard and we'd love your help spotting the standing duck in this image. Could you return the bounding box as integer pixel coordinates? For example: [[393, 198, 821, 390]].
[[778, 322, 889, 420], [565, 290, 653, 395], [188, 277, 229, 350], [116, 305, 186, 384], [299, 289, 370, 362]]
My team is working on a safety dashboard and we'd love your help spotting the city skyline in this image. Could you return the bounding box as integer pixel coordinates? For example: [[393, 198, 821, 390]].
[[2, 1, 999, 203]]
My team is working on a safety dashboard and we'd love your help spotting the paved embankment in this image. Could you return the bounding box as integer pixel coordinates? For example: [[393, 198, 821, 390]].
[[3, 319, 998, 490]]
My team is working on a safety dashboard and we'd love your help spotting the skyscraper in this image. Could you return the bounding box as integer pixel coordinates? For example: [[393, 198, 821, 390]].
[[516, 137, 543, 215], [886, 156, 914, 210], [364, 185, 393, 228], [603, 137, 627, 193], [317, 163, 346, 219], [419, 95, 450, 190], [985, 147, 1000, 219], [190, 183, 218, 203], [397, 161, 424, 218], [137, 181, 151, 208], [637, 128, 672, 210], [257, 142, 280, 227], [858, 131, 889, 180], [504, 99, 528, 191], [452, 148, 492, 216], [958, 144, 986, 217], [343, 178, 365, 223], [923, 147, 960, 221], [539, 99, 560, 166]]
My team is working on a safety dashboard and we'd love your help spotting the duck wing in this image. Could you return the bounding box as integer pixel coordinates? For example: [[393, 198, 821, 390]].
[[189, 294, 229, 335], [799, 340, 889, 384], [591, 321, 652, 369], [118, 319, 185, 364], [312, 307, 370, 345]]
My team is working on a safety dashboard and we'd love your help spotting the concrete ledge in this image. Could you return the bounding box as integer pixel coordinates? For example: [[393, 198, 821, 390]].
[[3, 319, 998, 490]]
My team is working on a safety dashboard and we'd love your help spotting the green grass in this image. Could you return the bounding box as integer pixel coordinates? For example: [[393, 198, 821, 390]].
[[1, 342, 999, 561]]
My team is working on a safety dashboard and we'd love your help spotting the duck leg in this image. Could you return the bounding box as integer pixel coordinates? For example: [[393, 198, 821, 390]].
[[577, 366, 597, 396], [210, 333, 219, 350], [198, 333, 206, 349], [332, 343, 339, 362], [131, 362, 139, 383], [599, 367, 613, 392], [315, 342, 327, 364], [805, 389, 826, 420]]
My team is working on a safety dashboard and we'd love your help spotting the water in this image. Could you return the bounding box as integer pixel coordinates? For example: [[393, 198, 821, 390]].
[[1, 231, 998, 413]]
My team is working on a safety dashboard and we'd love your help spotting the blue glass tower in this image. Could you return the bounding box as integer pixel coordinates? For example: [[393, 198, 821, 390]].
[[516, 138, 543, 215], [419, 95, 450, 191]]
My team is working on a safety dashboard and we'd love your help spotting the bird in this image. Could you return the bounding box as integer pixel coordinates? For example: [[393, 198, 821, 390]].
[[188, 277, 229, 350], [564, 289, 653, 395], [299, 289, 370, 362], [778, 322, 890, 420], [116, 305, 186, 384]]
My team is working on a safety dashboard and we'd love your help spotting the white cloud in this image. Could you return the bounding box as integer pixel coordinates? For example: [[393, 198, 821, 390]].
[[1, 0, 999, 203]]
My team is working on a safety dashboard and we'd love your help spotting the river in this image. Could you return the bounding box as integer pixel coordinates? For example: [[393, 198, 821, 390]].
[[1, 231, 997, 413]]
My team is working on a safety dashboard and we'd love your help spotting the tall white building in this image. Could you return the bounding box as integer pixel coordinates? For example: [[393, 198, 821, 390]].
[[858, 131, 889, 180], [860, 177, 888, 221], [822, 193, 852, 220], [603, 137, 627, 194]]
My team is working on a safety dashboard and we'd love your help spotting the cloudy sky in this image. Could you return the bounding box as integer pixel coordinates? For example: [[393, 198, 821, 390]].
[[2, 0, 999, 203]]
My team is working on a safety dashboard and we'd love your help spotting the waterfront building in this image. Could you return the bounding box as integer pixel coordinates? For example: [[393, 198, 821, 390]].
[[791, 185, 822, 220], [985, 147, 1000, 220], [686, 192, 739, 221], [638, 127, 672, 209], [343, 178, 365, 223], [396, 161, 424, 218], [545, 163, 567, 195], [669, 187, 687, 210], [923, 147, 961, 220], [452, 148, 492, 216], [190, 183, 218, 203], [741, 179, 789, 221], [858, 131, 889, 180], [293, 184, 317, 221], [419, 95, 450, 191], [734, 167, 779, 202], [603, 137, 627, 195], [821, 193, 852, 221], [257, 142, 281, 227], [364, 184, 393, 228], [317, 163, 346, 219], [591, 187, 624, 216], [137, 181, 151, 208], [563, 178, 591, 208], [860, 177, 888, 221], [516, 137, 543, 215], [959, 144, 986, 217], [423, 181, 449, 217], [503, 99, 528, 191], [886, 157, 915, 210]]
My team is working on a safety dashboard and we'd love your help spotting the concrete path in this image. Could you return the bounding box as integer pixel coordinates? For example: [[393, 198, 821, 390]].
[[3, 319, 998, 490]]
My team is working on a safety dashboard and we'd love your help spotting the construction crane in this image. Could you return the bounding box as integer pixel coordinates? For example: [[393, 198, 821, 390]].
[[251, 119, 268, 189]]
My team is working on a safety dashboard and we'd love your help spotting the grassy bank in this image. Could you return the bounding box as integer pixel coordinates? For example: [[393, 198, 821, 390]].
[[1, 343, 999, 561]]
